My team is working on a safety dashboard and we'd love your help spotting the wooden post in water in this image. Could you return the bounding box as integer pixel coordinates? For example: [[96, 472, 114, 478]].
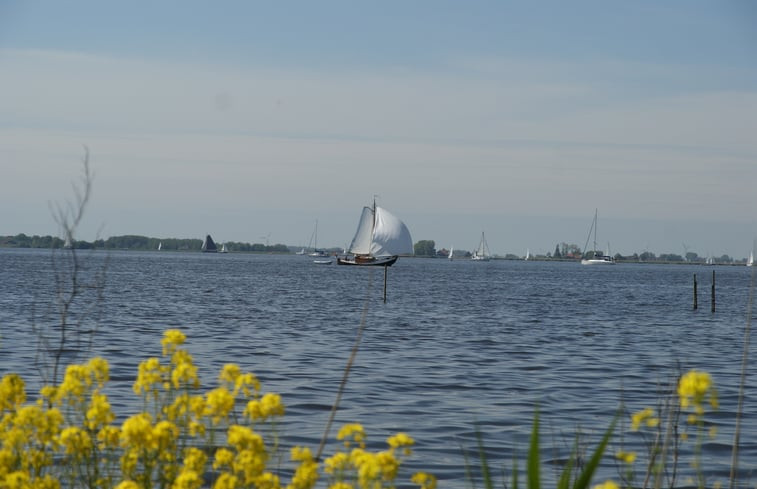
[[383, 265, 388, 303], [711, 270, 716, 313], [693, 274, 698, 310]]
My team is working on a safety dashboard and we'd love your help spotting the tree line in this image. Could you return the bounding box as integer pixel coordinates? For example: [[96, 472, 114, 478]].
[[0, 233, 289, 253]]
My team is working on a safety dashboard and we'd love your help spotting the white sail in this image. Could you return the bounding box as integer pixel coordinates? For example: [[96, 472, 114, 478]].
[[370, 206, 413, 256], [471, 232, 490, 261], [449, 246, 454, 260], [347, 206, 375, 255], [748, 251, 754, 267]]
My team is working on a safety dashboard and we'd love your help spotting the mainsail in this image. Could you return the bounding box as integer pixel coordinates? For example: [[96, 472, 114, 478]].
[[347, 205, 413, 257]]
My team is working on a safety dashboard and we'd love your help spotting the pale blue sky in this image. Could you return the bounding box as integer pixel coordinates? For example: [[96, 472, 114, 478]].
[[1, 1, 756, 257]]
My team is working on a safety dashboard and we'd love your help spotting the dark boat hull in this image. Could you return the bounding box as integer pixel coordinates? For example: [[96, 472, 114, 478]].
[[336, 255, 399, 267]]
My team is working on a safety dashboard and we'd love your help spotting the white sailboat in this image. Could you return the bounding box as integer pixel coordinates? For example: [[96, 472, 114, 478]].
[[448, 246, 454, 261], [157, 241, 162, 251], [747, 251, 754, 267], [219, 243, 229, 253], [337, 200, 413, 266], [308, 220, 328, 257], [581, 209, 615, 265], [525, 248, 531, 261], [471, 232, 490, 261]]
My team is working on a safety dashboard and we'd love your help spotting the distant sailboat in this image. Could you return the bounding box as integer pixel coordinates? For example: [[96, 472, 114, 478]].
[[581, 209, 615, 265], [448, 246, 454, 261], [525, 248, 531, 261], [337, 199, 413, 267], [308, 220, 328, 257], [219, 243, 229, 253], [747, 251, 754, 267], [201, 234, 218, 253], [157, 241, 162, 251], [471, 232, 490, 261]]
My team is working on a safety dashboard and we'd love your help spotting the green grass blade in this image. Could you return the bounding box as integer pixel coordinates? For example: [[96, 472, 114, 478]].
[[527, 410, 540, 489], [572, 417, 617, 489], [475, 424, 493, 489], [557, 439, 578, 489]]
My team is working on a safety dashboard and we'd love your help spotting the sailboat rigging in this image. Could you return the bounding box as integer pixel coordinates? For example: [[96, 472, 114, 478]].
[[337, 199, 413, 266], [581, 209, 614, 265], [308, 220, 328, 257], [471, 232, 490, 261]]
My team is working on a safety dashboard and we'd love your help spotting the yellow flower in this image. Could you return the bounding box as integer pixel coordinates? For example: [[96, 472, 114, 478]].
[[0, 374, 26, 412], [287, 447, 318, 489], [213, 473, 239, 489], [205, 387, 235, 424], [115, 481, 140, 489], [86, 392, 115, 430], [411, 472, 437, 489], [182, 447, 207, 474], [630, 408, 658, 431], [59, 427, 93, 456], [257, 472, 281, 489], [4, 471, 30, 489], [162, 329, 187, 356], [387, 432, 414, 455], [134, 357, 165, 396], [220, 364, 241, 384], [337, 424, 366, 449], [227, 425, 265, 453], [234, 373, 261, 398], [172, 359, 199, 390], [121, 412, 155, 450], [327, 484, 352, 489], [678, 370, 718, 415], [593, 481, 619, 489], [87, 357, 110, 388], [173, 469, 202, 489], [244, 393, 285, 422], [97, 425, 121, 450], [615, 451, 636, 464], [324, 452, 349, 475], [213, 448, 235, 470]]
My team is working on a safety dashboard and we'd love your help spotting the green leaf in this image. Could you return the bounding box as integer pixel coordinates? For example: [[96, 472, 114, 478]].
[[572, 417, 618, 489], [527, 410, 540, 489]]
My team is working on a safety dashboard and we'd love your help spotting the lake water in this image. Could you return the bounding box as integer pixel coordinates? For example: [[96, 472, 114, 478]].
[[1, 248, 756, 488]]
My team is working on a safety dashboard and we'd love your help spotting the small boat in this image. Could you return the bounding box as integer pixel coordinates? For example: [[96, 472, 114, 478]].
[[471, 232, 490, 261], [337, 199, 413, 266], [747, 251, 754, 267], [581, 209, 615, 265], [157, 241, 162, 251], [219, 243, 229, 253], [201, 234, 218, 253], [313, 259, 333, 265], [525, 248, 531, 261], [448, 246, 454, 261]]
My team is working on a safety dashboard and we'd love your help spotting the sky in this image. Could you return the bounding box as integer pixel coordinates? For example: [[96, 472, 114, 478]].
[[1, 1, 756, 258]]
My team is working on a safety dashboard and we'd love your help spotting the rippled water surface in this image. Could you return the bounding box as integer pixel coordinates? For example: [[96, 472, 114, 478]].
[[1, 248, 756, 487]]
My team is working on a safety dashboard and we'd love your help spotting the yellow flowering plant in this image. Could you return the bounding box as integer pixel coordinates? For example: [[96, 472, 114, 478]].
[[0, 329, 434, 489]]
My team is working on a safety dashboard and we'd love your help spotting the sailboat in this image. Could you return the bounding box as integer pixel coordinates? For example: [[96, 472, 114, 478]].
[[337, 200, 413, 266], [747, 251, 754, 267], [448, 246, 454, 261], [525, 248, 531, 261], [201, 234, 218, 253], [219, 243, 229, 253], [581, 209, 614, 265], [308, 220, 328, 257], [471, 232, 490, 261], [157, 241, 162, 251]]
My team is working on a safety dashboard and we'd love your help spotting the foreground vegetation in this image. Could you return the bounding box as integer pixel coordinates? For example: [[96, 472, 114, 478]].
[[1, 330, 434, 489], [0, 328, 733, 489]]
